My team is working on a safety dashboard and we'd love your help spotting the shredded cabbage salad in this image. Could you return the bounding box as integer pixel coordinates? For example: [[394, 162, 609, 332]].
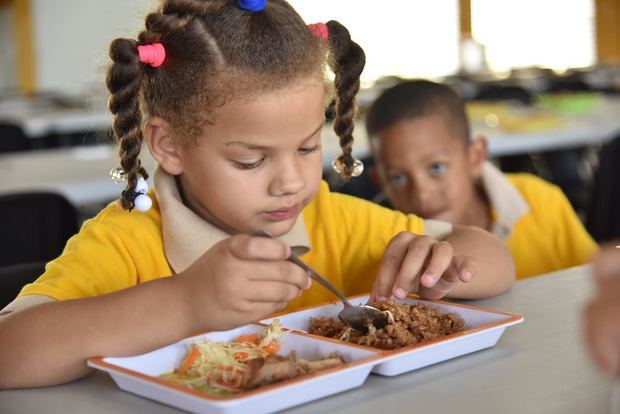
[[162, 320, 284, 393]]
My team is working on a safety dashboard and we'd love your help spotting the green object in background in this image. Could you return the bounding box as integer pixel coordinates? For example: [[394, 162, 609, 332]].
[[537, 92, 602, 114]]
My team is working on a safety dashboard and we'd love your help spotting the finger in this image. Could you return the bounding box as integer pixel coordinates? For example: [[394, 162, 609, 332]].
[[392, 236, 436, 299], [371, 232, 414, 301], [418, 241, 454, 289], [452, 255, 477, 283], [248, 261, 310, 290], [243, 281, 302, 303], [418, 255, 476, 300], [228, 234, 290, 261]]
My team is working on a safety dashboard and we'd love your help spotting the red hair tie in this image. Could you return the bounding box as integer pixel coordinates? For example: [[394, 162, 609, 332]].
[[137, 43, 166, 67], [308, 23, 328, 41]]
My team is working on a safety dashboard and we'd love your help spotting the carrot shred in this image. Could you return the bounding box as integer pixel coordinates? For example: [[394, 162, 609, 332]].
[[261, 342, 281, 353], [233, 334, 258, 344], [234, 351, 249, 361], [177, 347, 201, 374]]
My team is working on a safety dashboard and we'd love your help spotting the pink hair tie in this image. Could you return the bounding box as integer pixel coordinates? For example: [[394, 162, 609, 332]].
[[137, 43, 166, 67], [308, 23, 328, 41]]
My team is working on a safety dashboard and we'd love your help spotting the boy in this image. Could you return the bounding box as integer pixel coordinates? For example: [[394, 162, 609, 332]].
[[366, 80, 597, 279]]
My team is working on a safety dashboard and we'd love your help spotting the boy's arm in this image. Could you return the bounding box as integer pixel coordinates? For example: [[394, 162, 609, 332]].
[[441, 225, 515, 299], [0, 276, 194, 389]]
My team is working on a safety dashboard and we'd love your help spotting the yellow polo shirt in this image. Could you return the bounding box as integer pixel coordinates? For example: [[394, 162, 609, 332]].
[[482, 162, 597, 279], [9, 169, 451, 313]]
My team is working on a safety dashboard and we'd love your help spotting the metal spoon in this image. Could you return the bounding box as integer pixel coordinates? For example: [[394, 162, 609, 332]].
[[255, 230, 388, 331]]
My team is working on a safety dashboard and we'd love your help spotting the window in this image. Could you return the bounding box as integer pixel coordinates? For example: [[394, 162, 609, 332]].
[[471, 0, 596, 73], [289, 0, 460, 86]]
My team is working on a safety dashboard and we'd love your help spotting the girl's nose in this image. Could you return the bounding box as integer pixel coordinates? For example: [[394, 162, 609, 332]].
[[269, 158, 305, 196]]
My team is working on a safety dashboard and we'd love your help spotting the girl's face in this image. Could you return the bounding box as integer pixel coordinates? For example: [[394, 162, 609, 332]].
[[165, 79, 326, 236], [373, 115, 485, 225]]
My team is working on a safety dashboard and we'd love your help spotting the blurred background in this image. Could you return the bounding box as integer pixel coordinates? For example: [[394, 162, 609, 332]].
[[0, 0, 619, 267]]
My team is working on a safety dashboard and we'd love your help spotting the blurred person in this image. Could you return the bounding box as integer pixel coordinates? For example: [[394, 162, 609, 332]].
[[584, 243, 620, 377], [366, 80, 597, 279]]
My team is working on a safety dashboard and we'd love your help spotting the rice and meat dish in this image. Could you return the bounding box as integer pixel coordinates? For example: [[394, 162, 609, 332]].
[[162, 320, 345, 396], [308, 300, 465, 349]]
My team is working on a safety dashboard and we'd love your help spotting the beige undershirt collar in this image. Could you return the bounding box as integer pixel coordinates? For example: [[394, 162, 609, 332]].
[[481, 161, 529, 240], [154, 168, 311, 273]]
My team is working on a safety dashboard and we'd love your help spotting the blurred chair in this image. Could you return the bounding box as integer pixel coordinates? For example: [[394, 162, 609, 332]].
[[586, 135, 620, 242], [0, 261, 46, 309], [474, 84, 534, 105], [0, 192, 79, 267], [0, 124, 30, 153]]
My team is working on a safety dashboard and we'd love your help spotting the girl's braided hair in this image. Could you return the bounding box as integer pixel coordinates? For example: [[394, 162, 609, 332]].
[[106, 0, 365, 210]]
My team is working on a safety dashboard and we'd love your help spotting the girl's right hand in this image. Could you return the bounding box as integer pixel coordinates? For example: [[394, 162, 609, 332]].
[[177, 234, 311, 332]]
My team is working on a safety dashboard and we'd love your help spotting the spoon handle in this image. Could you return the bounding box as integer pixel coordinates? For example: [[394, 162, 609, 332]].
[[286, 254, 352, 307], [254, 230, 352, 307]]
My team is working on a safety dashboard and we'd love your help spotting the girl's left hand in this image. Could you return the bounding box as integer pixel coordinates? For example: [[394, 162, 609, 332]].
[[369, 232, 477, 301]]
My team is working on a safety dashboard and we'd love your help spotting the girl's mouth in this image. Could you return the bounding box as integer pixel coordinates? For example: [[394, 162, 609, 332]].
[[265, 205, 300, 221]]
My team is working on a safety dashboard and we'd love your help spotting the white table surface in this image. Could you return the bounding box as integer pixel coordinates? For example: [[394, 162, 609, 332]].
[[0, 145, 157, 207], [1, 265, 618, 414]]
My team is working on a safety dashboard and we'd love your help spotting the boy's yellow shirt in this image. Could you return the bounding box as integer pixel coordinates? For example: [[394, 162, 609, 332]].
[[502, 173, 597, 279], [16, 180, 437, 312]]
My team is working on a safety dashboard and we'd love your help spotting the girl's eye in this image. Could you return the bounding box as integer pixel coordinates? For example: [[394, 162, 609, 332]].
[[299, 143, 321, 155], [233, 159, 264, 170], [388, 174, 407, 187], [428, 162, 447, 176]]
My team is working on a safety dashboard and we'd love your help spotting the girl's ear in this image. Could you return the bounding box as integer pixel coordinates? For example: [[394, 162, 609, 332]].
[[468, 135, 488, 177], [144, 117, 184, 175]]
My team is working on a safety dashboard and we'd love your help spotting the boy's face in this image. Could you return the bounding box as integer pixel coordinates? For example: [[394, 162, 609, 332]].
[[372, 115, 485, 225], [151, 77, 325, 237]]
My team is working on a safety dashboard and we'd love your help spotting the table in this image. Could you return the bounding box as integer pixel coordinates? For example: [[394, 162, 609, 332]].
[[1, 96, 619, 210], [1, 265, 618, 414], [0, 96, 110, 139], [0, 145, 157, 208], [322, 95, 620, 160]]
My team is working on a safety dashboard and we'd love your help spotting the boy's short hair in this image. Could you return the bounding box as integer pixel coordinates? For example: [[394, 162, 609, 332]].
[[366, 80, 470, 143]]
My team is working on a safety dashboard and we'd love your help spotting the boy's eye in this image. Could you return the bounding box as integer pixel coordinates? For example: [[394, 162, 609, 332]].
[[387, 174, 407, 187], [428, 162, 447, 176], [299, 143, 321, 155], [233, 159, 264, 170]]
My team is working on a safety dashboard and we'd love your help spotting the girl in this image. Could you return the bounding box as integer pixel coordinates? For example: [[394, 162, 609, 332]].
[[0, 0, 514, 389]]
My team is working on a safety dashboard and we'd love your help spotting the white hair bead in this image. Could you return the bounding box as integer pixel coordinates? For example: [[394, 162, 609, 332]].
[[135, 177, 149, 193], [134, 193, 153, 212]]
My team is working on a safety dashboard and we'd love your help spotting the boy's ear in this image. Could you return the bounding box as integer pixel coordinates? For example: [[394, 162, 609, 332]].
[[468, 135, 488, 177], [144, 117, 184, 175]]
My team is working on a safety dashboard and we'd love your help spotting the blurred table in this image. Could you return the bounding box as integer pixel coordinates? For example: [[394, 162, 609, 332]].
[[323, 95, 620, 161], [472, 95, 620, 156], [1, 96, 619, 209], [1, 265, 617, 414], [0, 145, 156, 208], [0, 96, 110, 139]]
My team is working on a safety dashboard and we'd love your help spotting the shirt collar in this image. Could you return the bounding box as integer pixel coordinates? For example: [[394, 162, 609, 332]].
[[153, 167, 311, 273], [481, 161, 529, 239]]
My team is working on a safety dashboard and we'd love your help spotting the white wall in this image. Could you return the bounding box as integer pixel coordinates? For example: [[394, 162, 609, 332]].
[[31, 0, 157, 97]]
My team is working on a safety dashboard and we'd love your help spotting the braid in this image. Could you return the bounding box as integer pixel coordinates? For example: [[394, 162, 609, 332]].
[[160, 0, 222, 17], [105, 0, 327, 210], [108, 5, 214, 211], [326, 20, 365, 180], [106, 38, 148, 210]]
